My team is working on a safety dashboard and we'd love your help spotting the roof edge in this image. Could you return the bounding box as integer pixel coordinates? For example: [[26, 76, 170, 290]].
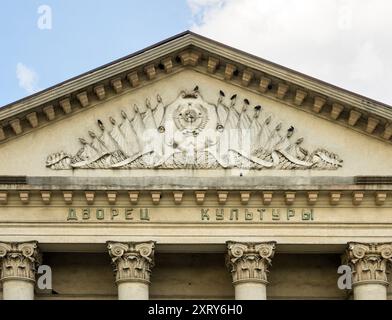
[[1, 31, 392, 146], [2, 30, 391, 111], [0, 30, 194, 110]]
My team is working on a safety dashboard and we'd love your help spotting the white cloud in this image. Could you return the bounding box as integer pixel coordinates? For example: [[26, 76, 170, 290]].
[[188, 0, 225, 15], [188, 0, 392, 104], [16, 62, 40, 94], [350, 41, 384, 81]]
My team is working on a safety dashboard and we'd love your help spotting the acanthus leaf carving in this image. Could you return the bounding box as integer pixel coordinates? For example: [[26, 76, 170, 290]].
[[107, 241, 155, 284], [344, 242, 392, 285], [0, 241, 41, 283], [226, 241, 276, 284], [46, 87, 343, 170]]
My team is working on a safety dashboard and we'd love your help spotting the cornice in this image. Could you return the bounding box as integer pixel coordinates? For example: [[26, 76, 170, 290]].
[[0, 31, 391, 145], [191, 36, 392, 117], [0, 188, 389, 207], [1, 175, 392, 190]]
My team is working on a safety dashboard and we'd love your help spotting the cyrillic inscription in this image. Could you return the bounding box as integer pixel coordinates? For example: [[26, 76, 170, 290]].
[[200, 208, 314, 222], [67, 208, 314, 222], [67, 208, 150, 221]]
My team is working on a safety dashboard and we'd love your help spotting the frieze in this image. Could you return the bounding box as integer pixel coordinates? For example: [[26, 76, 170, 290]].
[[47, 87, 342, 170]]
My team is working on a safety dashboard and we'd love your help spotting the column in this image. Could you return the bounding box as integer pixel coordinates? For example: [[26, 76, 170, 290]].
[[0, 241, 41, 300], [344, 242, 392, 300], [107, 241, 155, 300], [226, 241, 276, 300]]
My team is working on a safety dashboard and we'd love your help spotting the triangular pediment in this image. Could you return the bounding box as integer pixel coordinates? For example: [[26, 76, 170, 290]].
[[1, 31, 392, 146], [44, 83, 343, 171], [1, 31, 392, 178]]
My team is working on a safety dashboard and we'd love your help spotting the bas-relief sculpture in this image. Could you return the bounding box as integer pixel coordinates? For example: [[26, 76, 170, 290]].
[[46, 87, 343, 170]]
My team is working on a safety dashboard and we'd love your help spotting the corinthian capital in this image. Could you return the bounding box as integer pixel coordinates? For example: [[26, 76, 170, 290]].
[[226, 241, 276, 284], [0, 241, 41, 283], [344, 242, 392, 285], [107, 241, 155, 284]]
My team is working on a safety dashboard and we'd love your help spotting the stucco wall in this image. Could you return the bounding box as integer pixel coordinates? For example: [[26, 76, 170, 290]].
[[34, 252, 359, 300]]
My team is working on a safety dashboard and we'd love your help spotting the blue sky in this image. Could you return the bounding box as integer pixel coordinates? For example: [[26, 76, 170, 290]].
[[0, 0, 192, 106], [1, 0, 392, 106]]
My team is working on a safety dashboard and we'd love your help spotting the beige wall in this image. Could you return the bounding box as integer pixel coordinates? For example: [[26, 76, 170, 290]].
[[34, 252, 353, 300], [37, 252, 116, 299], [268, 254, 346, 300], [151, 253, 233, 299]]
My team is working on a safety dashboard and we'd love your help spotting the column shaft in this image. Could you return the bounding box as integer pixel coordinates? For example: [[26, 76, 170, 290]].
[[118, 282, 149, 300], [2, 280, 35, 300], [234, 282, 267, 300], [353, 283, 387, 300]]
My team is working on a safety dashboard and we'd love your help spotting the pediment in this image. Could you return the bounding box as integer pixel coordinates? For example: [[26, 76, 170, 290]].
[[1, 31, 392, 147], [1, 69, 392, 180], [45, 84, 342, 171], [0, 31, 392, 179]]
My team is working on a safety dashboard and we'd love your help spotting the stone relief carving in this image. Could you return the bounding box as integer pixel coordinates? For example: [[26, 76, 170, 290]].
[[107, 241, 155, 284], [344, 242, 392, 285], [46, 87, 343, 170], [226, 241, 276, 284], [0, 241, 41, 282]]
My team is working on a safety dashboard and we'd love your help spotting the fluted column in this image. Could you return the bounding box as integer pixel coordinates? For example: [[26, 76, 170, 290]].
[[107, 241, 155, 300], [226, 241, 276, 300], [344, 242, 392, 300], [0, 241, 41, 300]]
